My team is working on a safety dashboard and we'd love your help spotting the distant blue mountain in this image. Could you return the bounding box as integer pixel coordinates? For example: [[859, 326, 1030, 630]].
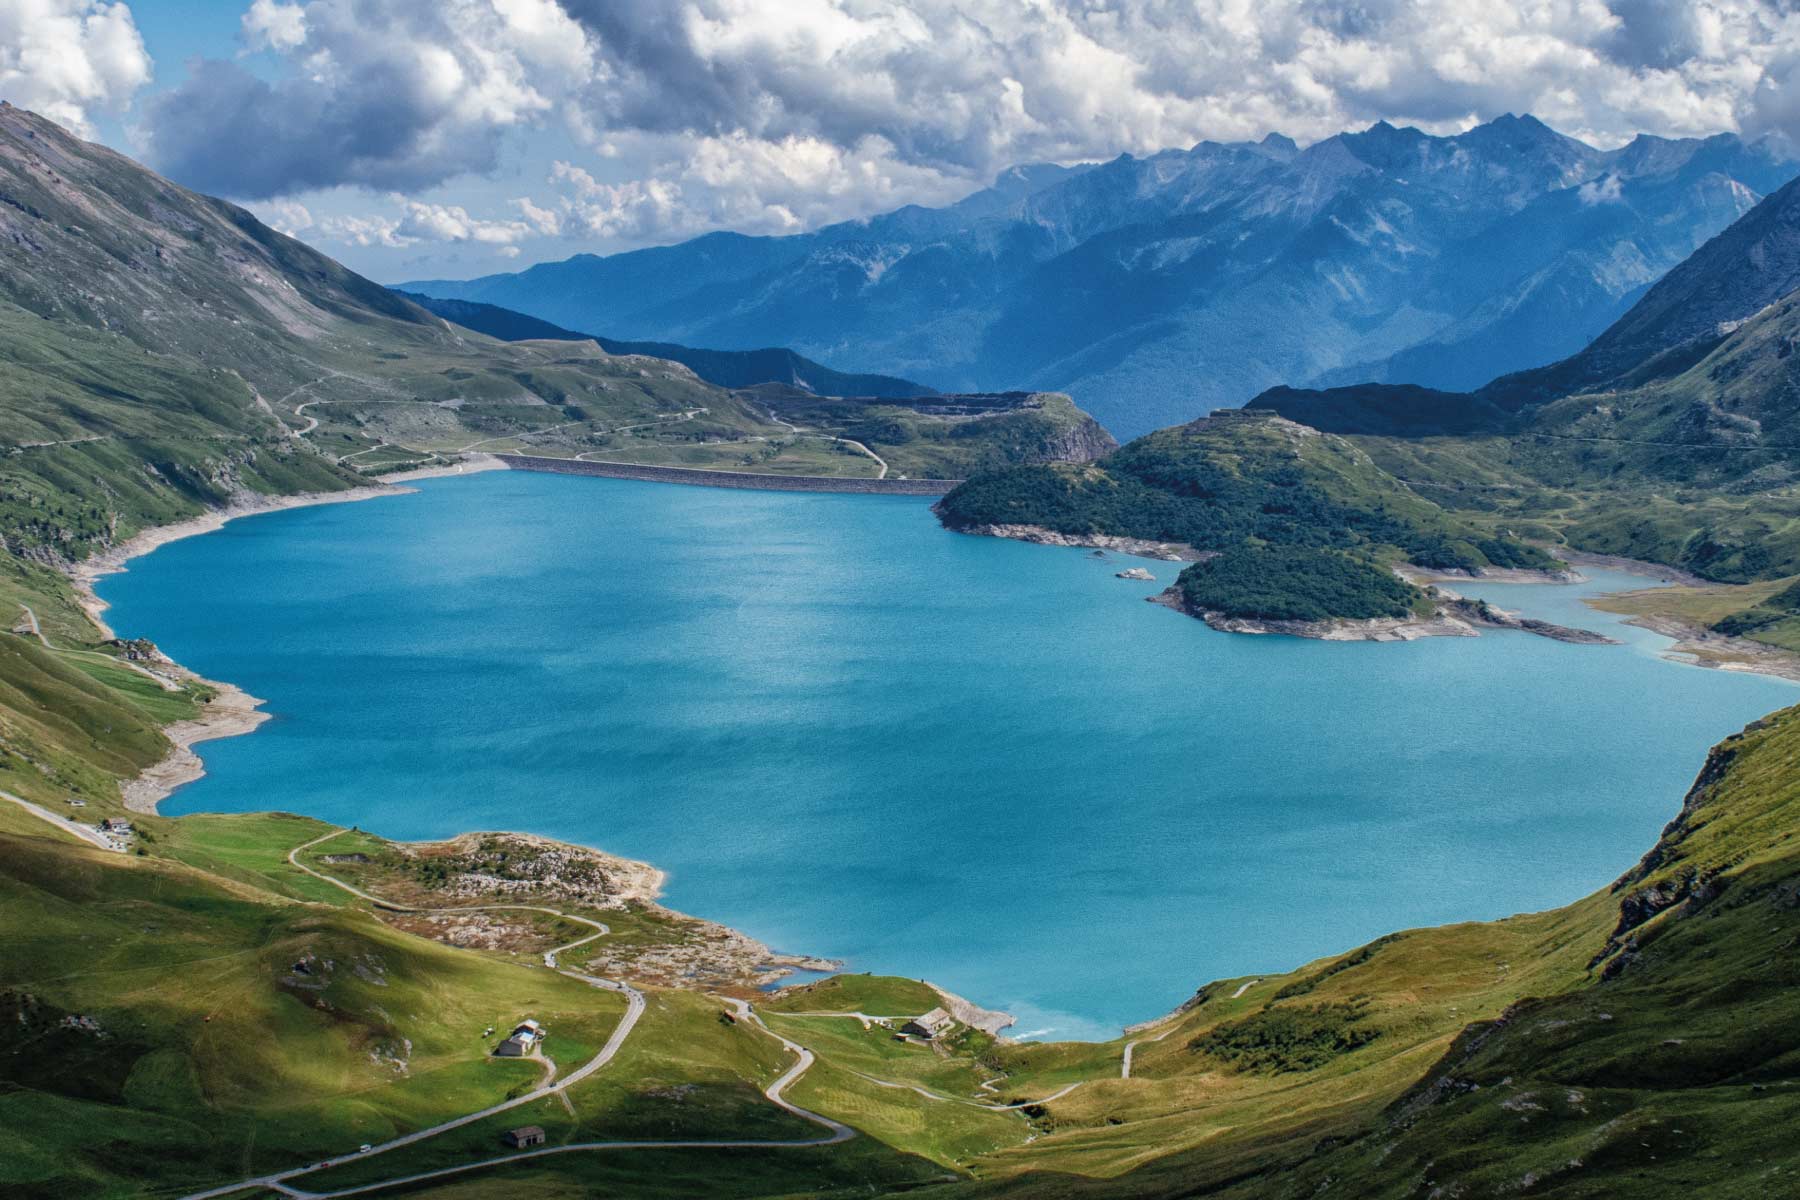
[[401, 116, 1794, 439], [396, 291, 935, 398]]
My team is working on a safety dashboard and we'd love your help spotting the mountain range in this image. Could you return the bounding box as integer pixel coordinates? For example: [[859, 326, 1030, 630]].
[[0, 102, 1107, 549], [394, 291, 934, 398], [7, 99, 1800, 1200], [404, 115, 1796, 440], [942, 134, 1800, 638]]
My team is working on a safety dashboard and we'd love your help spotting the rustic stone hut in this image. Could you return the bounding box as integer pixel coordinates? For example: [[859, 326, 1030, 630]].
[[901, 1007, 954, 1040]]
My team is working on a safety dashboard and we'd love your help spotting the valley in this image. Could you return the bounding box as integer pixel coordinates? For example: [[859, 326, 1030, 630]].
[[4, 87, 1800, 1200]]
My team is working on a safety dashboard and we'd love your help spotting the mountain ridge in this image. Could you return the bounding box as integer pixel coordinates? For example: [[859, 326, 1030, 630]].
[[394, 290, 937, 399], [401, 115, 1795, 439]]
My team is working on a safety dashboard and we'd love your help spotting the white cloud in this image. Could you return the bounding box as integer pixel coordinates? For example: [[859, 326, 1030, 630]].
[[146, 0, 599, 197], [315, 212, 409, 247], [1579, 174, 1627, 204], [0, 0, 152, 134], [396, 200, 534, 244], [135, 0, 1800, 247], [241, 0, 305, 51], [305, 196, 539, 249], [515, 195, 562, 236], [264, 199, 315, 234]]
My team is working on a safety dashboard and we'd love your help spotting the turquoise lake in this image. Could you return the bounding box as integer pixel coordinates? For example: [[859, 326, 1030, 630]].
[[98, 470, 1797, 1040]]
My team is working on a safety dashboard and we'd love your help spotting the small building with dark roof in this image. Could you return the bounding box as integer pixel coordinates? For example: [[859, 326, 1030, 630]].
[[503, 1126, 545, 1148], [901, 1007, 955, 1040]]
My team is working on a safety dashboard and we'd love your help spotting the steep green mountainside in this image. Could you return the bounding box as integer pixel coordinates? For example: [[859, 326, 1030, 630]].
[[0, 104, 1109, 497], [397, 290, 937, 399], [0, 102, 755, 515]]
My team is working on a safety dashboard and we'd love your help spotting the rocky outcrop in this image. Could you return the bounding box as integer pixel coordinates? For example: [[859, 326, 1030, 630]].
[[1439, 595, 1618, 644], [1149, 587, 1481, 642], [946, 522, 1203, 561], [1585, 725, 1766, 974], [1147, 585, 1619, 645], [1028, 407, 1118, 463]]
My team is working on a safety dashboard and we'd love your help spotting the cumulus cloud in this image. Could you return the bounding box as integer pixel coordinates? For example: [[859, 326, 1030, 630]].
[[0, 0, 152, 134], [241, 0, 306, 51], [143, 0, 598, 198], [138, 0, 1800, 247], [290, 195, 549, 249], [264, 199, 315, 235]]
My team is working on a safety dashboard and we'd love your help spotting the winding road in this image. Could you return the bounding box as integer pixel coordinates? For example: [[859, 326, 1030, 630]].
[[0, 788, 120, 852], [177, 832, 851, 1200], [276, 1002, 853, 1200]]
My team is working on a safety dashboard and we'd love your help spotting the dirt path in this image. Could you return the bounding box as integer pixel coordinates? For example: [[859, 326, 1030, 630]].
[[180, 831, 851, 1200], [845, 1067, 1082, 1111], [14, 605, 184, 691], [1120, 1023, 1178, 1079], [274, 1004, 853, 1199], [15, 603, 44, 646], [753, 405, 888, 476], [0, 788, 121, 852]]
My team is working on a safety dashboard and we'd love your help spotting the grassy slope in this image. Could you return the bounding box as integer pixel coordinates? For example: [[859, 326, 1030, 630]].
[[3, 101, 1800, 1200], [910, 707, 1800, 1199], [0, 820, 629, 1198]]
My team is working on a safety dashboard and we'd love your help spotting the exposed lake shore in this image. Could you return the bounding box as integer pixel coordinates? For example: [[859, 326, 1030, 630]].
[[68, 465, 1798, 1037], [58, 458, 852, 995]]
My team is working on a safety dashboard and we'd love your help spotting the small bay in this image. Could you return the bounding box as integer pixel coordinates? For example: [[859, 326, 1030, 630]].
[[99, 471, 1796, 1040]]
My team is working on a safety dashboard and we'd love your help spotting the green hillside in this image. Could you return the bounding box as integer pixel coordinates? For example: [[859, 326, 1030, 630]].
[[1, 98, 1800, 1200], [0, 103, 1110, 505], [6, 670, 1797, 1198], [949, 173, 1800, 632], [937, 410, 1555, 622]]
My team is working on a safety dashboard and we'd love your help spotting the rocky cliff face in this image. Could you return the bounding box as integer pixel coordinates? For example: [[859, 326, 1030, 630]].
[[1029, 404, 1118, 463]]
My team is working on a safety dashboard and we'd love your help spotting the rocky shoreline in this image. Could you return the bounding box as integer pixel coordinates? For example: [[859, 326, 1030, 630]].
[[1607, 611, 1800, 683], [69, 480, 423, 814], [361, 831, 840, 990], [61, 465, 845, 991], [946, 520, 1204, 561], [1148, 584, 1618, 645], [1395, 564, 1585, 586]]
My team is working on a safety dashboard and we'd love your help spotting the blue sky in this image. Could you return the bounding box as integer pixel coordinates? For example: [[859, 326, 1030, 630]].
[[13, 0, 1800, 284]]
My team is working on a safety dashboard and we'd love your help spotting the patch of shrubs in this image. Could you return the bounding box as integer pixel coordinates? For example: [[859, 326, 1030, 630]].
[[1187, 1002, 1380, 1074], [1711, 578, 1800, 637], [1177, 546, 1421, 622]]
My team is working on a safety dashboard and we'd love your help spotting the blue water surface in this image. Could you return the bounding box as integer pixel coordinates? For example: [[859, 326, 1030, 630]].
[[98, 471, 1797, 1039]]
